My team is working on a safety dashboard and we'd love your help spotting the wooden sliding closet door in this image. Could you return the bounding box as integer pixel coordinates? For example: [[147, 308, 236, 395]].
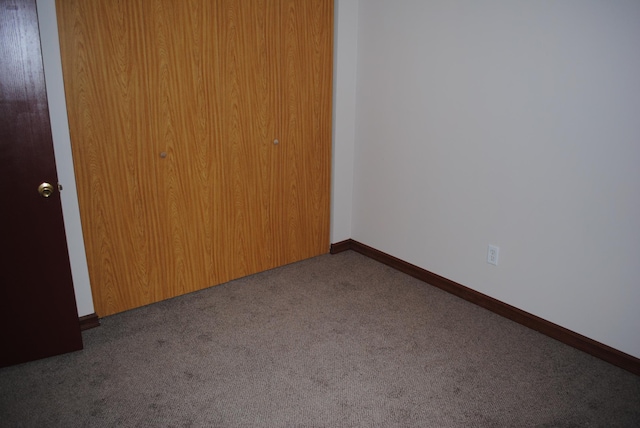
[[217, 0, 281, 278], [279, 0, 333, 262], [57, 0, 332, 316], [57, 1, 166, 313]]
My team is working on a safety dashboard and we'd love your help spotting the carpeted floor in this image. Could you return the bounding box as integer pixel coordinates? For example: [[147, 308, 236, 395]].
[[1, 251, 639, 427]]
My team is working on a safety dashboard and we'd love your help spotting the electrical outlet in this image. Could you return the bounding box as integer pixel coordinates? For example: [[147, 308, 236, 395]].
[[487, 245, 499, 266]]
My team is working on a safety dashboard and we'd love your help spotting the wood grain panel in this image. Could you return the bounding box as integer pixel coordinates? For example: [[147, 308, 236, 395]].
[[143, 0, 223, 299], [57, 0, 332, 316], [280, 0, 333, 262], [57, 0, 165, 315], [216, 0, 280, 279]]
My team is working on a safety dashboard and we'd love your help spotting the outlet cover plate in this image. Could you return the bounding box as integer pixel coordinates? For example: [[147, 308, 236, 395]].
[[487, 245, 499, 266]]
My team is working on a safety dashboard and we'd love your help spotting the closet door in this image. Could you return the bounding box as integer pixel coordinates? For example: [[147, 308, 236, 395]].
[[57, 0, 167, 314], [144, 0, 227, 301], [57, 0, 332, 316], [216, 0, 282, 278], [278, 0, 333, 262], [57, 0, 228, 315]]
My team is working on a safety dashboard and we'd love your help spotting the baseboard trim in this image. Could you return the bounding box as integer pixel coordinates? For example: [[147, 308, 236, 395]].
[[329, 239, 353, 254], [330, 239, 640, 376], [79, 313, 100, 331]]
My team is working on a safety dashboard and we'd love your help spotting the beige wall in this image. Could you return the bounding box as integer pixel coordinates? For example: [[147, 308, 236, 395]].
[[350, 0, 640, 358], [331, 0, 358, 242]]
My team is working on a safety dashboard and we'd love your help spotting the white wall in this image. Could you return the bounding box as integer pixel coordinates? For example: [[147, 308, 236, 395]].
[[331, 0, 359, 243], [37, 0, 94, 317], [351, 0, 640, 358]]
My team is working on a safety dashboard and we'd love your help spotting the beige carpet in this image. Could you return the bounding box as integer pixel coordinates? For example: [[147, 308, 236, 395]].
[[1, 251, 639, 427]]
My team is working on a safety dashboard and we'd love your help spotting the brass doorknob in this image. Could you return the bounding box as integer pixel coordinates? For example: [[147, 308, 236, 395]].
[[38, 182, 55, 198]]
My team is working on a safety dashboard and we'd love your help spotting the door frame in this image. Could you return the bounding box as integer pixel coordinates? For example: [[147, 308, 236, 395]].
[[36, 0, 94, 318]]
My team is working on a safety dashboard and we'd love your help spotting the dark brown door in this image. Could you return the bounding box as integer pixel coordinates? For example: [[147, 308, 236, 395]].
[[0, 0, 82, 367]]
